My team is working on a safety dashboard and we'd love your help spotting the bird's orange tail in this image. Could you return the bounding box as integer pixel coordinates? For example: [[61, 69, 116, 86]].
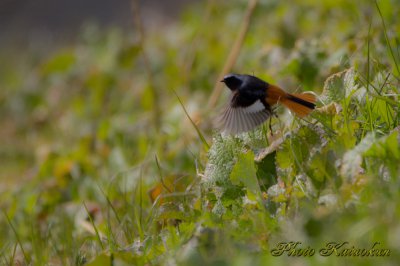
[[281, 93, 316, 117], [266, 84, 316, 118]]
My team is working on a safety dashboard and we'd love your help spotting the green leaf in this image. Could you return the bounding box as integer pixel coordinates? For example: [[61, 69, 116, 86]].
[[364, 131, 399, 159], [343, 68, 357, 97], [41, 51, 75, 76], [322, 68, 356, 103], [256, 152, 277, 190], [85, 253, 112, 266], [117, 45, 141, 68], [340, 133, 376, 180], [204, 135, 243, 187], [230, 151, 260, 200], [308, 148, 340, 189]]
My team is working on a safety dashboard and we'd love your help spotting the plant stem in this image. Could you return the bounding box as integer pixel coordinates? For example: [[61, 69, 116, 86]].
[[208, 0, 259, 109], [132, 0, 161, 132]]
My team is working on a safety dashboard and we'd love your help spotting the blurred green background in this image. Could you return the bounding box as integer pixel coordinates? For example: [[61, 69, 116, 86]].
[[1, 0, 399, 265]]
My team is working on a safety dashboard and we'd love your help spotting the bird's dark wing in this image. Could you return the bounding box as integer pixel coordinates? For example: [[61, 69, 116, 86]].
[[216, 93, 271, 134]]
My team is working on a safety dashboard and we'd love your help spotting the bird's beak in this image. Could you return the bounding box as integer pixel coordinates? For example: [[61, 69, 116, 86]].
[[220, 79, 225, 83]]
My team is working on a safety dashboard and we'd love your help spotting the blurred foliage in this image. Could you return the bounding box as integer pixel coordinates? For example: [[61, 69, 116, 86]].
[[1, 0, 400, 265]]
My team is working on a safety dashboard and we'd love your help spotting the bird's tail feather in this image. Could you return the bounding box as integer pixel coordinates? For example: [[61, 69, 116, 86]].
[[266, 84, 316, 117], [281, 93, 316, 117]]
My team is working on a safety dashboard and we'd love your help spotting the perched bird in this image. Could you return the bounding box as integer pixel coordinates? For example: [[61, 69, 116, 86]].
[[217, 74, 316, 134]]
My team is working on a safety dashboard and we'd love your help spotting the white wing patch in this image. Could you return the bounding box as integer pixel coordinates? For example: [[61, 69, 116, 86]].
[[243, 100, 265, 114]]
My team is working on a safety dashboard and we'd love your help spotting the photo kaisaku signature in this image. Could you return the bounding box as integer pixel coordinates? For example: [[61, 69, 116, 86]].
[[270, 241, 390, 257]]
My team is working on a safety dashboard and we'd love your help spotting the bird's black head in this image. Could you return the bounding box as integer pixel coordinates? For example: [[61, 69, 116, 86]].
[[221, 74, 242, 91]]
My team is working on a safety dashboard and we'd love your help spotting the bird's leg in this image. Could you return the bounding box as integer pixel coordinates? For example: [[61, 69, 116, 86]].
[[268, 108, 274, 136], [268, 108, 279, 136], [269, 115, 273, 136]]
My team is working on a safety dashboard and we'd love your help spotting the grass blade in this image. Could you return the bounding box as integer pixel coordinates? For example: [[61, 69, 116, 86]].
[[2, 211, 30, 264], [171, 88, 210, 150], [375, 0, 400, 76], [83, 202, 105, 250]]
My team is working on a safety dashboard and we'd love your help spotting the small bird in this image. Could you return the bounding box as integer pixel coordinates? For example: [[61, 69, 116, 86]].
[[217, 74, 316, 134]]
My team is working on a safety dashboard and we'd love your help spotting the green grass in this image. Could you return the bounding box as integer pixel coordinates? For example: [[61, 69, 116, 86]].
[[1, 0, 400, 265]]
